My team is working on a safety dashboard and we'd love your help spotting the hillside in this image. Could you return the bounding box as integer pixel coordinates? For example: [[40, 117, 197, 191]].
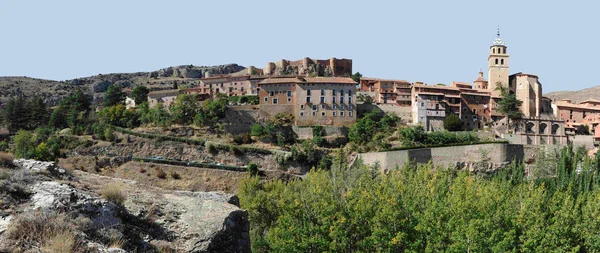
[[545, 85, 600, 103], [0, 64, 245, 106]]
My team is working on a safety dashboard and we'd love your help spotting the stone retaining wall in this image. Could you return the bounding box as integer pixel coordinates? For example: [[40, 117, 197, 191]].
[[359, 143, 524, 173]]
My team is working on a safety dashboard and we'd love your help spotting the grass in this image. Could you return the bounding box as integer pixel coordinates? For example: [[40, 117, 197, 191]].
[[7, 210, 82, 252], [41, 230, 78, 253], [100, 183, 127, 205]]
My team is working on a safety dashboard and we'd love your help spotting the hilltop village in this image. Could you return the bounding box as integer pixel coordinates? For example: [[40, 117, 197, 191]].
[[4, 31, 600, 252], [128, 32, 599, 151]]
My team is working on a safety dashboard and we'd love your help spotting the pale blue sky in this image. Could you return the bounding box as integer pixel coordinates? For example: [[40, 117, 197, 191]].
[[0, 1, 597, 92]]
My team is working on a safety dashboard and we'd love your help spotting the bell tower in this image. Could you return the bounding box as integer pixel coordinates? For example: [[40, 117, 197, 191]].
[[488, 27, 509, 97]]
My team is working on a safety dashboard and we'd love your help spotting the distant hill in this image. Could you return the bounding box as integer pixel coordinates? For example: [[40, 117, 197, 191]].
[[0, 64, 245, 106], [545, 85, 600, 103]]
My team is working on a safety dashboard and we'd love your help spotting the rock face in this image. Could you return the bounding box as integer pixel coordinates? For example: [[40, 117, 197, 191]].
[[2, 160, 250, 252], [148, 64, 246, 79]]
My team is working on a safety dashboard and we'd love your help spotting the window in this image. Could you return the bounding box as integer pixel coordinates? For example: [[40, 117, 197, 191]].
[[273, 98, 278, 104], [340, 111, 345, 117], [332, 97, 336, 104], [269, 91, 274, 96], [321, 112, 326, 117], [349, 111, 353, 117], [312, 105, 317, 111], [321, 89, 325, 96], [264, 97, 268, 102], [493, 48, 496, 54], [287, 91, 292, 97], [332, 111, 336, 116], [306, 97, 311, 103], [333, 104, 337, 109], [332, 89, 336, 96], [300, 112, 305, 117], [421, 103, 424, 107], [348, 90, 352, 96], [307, 90, 311, 96], [348, 97, 352, 104], [321, 104, 326, 109], [320, 97, 325, 103], [340, 90, 344, 96], [279, 90, 283, 94], [241, 87, 244, 91], [300, 104, 305, 109], [340, 97, 344, 104], [495, 59, 498, 65], [312, 111, 316, 116]]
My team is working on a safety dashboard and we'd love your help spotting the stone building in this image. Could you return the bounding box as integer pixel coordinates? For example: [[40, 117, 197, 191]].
[[359, 78, 412, 106], [199, 75, 257, 97], [258, 77, 357, 127], [553, 99, 600, 135], [147, 89, 180, 108]]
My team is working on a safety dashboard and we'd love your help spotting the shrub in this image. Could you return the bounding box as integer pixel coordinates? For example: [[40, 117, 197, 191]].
[[0, 141, 8, 152], [251, 124, 264, 137], [233, 133, 253, 145], [0, 152, 14, 167], [170, 171, 181, 180], [155, 168, 167, 179], [207, 144, 218, 155], [104, 127, 115, 142], [231, 146, 244, 156], [101, 183, 127, 205], [247, 162, 259, 176]]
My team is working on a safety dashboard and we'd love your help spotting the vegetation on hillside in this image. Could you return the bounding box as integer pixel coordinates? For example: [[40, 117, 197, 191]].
[[240, 144, 600, 252]]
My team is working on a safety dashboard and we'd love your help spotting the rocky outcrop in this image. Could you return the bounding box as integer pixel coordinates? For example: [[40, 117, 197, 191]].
[[148, 64, 246, 79], [1, 160, 250, 252]]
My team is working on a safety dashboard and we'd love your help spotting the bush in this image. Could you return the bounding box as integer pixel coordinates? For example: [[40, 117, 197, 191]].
[[251, 124, 264, 137], [101, 183, 127, 205], [170, 171, 181, 180], [155, 168, 167, 179], [233, 133, 253, 145], [0, 141, 8, 152], [207, 144, 218, 155], [247, 162, 258, 176], [0, 152, 13, 167], [230, 146, 244, 156]]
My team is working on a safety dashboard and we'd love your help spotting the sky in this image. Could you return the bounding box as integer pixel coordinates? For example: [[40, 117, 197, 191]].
[[0, 0, 597, 93]]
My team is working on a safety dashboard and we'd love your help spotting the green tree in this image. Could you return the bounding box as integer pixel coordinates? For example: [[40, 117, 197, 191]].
[[443, 113, 463, 131], [104, 84, 125, 107], [13, 130, 35, 158], [2, 96, 29, 132], [495, 82, 523, 126], [351, 72, 362, 83], [170, 94, 199, 125], [130, 85, 150, 105]]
